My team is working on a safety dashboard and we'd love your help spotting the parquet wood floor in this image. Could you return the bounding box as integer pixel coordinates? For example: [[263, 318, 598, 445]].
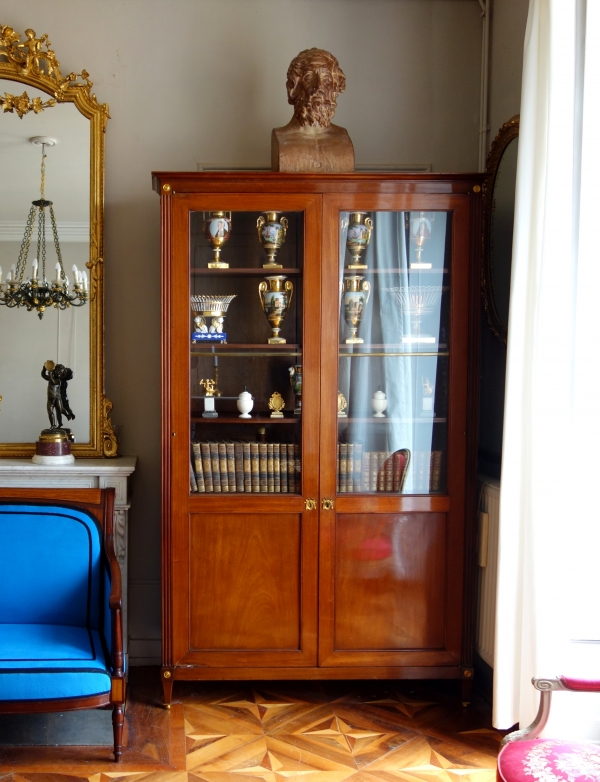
[[0, 669, 505, 782]]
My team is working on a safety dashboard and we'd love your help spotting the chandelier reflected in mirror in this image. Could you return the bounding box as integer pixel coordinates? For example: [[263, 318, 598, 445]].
[[0, 136, 88, 319]]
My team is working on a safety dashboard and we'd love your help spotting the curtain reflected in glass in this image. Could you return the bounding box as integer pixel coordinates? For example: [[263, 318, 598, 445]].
[[337, 211, 451, 494]]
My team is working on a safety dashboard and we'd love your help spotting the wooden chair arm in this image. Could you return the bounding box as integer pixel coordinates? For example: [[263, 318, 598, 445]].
[[100, 489, 124, 680]]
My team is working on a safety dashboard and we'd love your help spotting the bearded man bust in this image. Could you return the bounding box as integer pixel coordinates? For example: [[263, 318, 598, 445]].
[[271, 48, 355, 173]]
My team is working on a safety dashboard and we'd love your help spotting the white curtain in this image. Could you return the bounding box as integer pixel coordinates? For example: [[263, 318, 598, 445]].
[[494, 0, 600, 731]]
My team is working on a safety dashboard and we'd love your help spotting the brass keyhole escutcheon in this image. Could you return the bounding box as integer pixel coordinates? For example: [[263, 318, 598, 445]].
[[304, 498, 317, 511], [322, 498, 334, 511]]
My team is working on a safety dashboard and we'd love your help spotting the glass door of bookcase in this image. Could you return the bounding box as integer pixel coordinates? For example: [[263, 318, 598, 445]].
[[186, 197, 320, 501], [335, 209, 450, 496], [318, 193, 468, 668]]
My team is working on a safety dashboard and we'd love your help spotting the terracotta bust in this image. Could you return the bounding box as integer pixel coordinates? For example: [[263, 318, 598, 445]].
[[271, 48, 354, 173]]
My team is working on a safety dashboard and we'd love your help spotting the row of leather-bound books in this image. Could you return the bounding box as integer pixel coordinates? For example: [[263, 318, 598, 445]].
[[190, 441, 301, 493], [336, 444, 410, 493], [335, 445, 443, 493]]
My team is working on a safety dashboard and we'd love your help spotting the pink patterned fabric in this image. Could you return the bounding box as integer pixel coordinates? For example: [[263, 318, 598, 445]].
[[560, 677, 600, 692], [498, 739, 600, 782]]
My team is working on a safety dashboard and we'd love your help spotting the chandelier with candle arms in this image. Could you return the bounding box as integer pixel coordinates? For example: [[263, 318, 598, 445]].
[[0, 137, 88, 319]]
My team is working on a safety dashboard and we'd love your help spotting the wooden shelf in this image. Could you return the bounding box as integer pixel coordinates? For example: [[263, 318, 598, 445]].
[[339, 417, 447, 424], [191, 415, 300, 424], [192, 267, 302, 276], [343, 267, 449, 275], [192, 343, 301, 356], [339, 349, 448, 357]]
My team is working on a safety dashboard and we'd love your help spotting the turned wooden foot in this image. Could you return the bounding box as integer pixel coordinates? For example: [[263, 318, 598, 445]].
[[112, 703, 124, 762]]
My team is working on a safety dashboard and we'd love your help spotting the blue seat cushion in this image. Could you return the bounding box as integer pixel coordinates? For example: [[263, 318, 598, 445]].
[[0, 624, 111, 701]]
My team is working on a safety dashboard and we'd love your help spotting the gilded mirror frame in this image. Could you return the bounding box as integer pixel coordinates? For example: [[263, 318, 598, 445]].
[[0, 24, 117, 457], [482, 114, 519, 346]]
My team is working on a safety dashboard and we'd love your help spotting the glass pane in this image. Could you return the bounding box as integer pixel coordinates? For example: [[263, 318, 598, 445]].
[[337, 211, 451, 495], [188, 210, 304, 494]]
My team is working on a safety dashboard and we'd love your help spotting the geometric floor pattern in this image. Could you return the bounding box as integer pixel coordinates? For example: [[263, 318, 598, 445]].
[[0, 670, 506, 782]]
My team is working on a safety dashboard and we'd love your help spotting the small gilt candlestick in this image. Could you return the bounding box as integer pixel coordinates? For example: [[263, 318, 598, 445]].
[[268, 391, 285, 418], [199, 378, 218, 418]]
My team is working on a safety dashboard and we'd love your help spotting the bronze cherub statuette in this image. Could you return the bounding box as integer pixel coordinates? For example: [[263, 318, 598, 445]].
[[41, 359, 75, 430], [271, 48, 354, 173]]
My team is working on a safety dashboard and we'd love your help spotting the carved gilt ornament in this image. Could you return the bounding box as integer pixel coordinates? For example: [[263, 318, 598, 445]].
[[0, 24, 116, 457]]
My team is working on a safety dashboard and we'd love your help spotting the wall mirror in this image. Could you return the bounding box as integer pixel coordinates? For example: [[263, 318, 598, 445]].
[[0, 23, 117, 456], [482, 115, 519, 346]]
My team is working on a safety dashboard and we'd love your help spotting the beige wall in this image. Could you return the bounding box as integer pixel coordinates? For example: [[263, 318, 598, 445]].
[[489, 0, 530, 139], [3, 0, 483, 662], [478, 0, 529, 477]]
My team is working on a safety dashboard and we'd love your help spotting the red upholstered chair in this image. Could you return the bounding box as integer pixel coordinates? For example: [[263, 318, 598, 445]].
[[497, 676, 600, 782]]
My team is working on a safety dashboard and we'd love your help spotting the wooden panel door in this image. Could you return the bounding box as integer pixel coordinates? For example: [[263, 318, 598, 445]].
[[163, 191, 321, 669], [318, 191, 472, 668]]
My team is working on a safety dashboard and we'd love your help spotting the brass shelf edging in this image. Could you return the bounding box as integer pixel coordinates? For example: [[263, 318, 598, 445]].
[[339, 351, 449, 358], [192, 351, 302, 358]]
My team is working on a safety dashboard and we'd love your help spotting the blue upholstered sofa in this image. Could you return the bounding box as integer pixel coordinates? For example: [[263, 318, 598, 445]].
[[0, 488, 126, 761]]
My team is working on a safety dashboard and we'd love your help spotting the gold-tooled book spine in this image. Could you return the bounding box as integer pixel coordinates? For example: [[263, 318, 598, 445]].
[[430, 449, 443, 492], [250, 442, 260, 493], [362, 450, 370, 491], [190, 458, 198, 492], [287, 444, 295, 493], [294, 444, 301, 492], [243, 442, 252, 492], [234, 442, 244, 492], [219, 442, 229, 492], [376, 452, 386, 492], [274, 443, 281, 493], [347, 443, 354, 492], [226, 441, 235, 491], [280, 444, 288, 493], [370, 451, 378, 492], [354, 442, 362, 493], [339, 443, 347, 493], [385, 452, 394, 492], [210, 442, 221, 492], [201, 441, 213, 492], [193, 441, 205, 492], [267, 443, 274, 493], [259, 443, 268, 493]]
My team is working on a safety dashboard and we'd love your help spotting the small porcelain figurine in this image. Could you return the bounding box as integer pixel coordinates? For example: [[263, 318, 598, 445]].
[[421, 377, 435, 415], [371, 388, 387, 418], [237, 388, 254, 418]]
